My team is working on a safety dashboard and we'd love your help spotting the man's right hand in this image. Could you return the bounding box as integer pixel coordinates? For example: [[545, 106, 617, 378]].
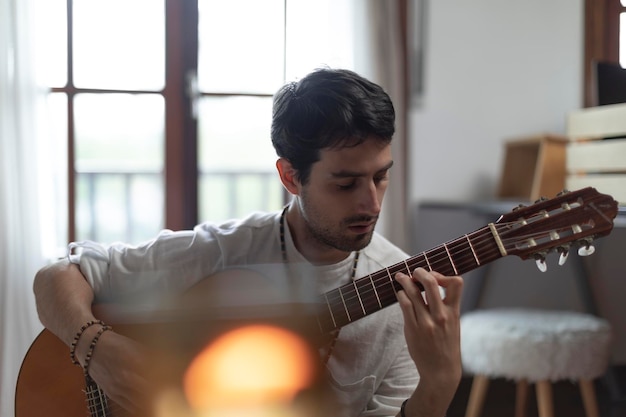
[[77, 327, 150, 413]]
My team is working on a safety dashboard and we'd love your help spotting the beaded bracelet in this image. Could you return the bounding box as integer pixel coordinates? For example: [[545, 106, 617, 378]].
[[82, 325, 112, 378], [70, 320, 106, 365], [400, 398, 409, 417]]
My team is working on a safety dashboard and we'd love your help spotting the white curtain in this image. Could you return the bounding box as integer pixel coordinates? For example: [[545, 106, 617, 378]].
[[355, 0, 409, 251], [0, 0, 59, 415]]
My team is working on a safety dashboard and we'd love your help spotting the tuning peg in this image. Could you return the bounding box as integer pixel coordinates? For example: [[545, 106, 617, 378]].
[[557, 248, 569, 266], [578, 244, 595, 257], [534, 254, 548, 272], [534, 197, 548, 204], [556, 189, 571, 197], [536, 258, 548, 272], [512, 204, 527, 211], [577, 238, 596, 256]]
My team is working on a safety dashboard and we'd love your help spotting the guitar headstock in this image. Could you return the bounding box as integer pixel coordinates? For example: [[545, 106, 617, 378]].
[[495, 187, 618, 270]]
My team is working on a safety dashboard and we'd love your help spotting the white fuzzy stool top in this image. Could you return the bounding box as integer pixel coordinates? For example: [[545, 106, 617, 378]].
[[460, 308, 612, 382]]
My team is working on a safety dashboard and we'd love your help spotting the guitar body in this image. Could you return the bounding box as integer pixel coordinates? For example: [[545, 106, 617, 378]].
[[15, 268, 321, 417], [15, 329, 107, 417]]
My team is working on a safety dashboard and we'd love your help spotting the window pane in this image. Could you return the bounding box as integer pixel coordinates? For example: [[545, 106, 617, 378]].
[[73, 0, 165, 90], [33, 0, 67, 87], [129, 174, 164, 243], [74, 93, 165, 242], [199, 173, 282, 222], [198, 96, 276, 170], [198, 0, 285, 94], [285, 0, 356, 80], [77, 174, 127, 243], [76, 173, 163, 244], [74, 93, 164, 171], [198, 96, 282, 222]]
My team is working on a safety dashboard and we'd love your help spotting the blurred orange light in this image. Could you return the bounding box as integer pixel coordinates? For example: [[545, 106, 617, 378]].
[[183, 324, 316, 411]]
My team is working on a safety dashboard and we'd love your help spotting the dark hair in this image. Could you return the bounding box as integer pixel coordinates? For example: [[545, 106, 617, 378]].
[[271, 68, 395, 184]]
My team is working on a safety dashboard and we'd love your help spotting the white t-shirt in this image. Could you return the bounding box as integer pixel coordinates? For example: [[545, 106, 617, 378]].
[[68, 211, 419, 416]]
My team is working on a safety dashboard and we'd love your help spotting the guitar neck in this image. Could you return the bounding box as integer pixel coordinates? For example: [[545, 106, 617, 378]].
[[317, 225, 501, 333]]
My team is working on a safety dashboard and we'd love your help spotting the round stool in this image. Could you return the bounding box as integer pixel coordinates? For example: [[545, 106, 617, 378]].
[[460, 308, 612, 417]]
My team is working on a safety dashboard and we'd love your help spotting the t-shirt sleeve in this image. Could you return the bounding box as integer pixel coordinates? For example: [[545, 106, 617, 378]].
[[66, 226, 226, 299]]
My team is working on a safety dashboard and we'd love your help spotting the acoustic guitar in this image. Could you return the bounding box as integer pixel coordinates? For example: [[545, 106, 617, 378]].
[[15, 187, 619, 417]]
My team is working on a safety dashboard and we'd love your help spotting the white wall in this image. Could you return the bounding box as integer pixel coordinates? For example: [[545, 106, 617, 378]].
[[408, 0, 584, 203]]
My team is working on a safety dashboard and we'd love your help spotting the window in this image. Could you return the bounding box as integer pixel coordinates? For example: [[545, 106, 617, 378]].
[[584, 0, 626, 106], [39, 0, 356, 245]]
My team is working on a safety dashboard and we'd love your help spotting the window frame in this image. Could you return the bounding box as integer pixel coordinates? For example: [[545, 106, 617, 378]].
[[56, 0, 276, 241], [584, 0, 624, 107], [55, 0, 410, 243]]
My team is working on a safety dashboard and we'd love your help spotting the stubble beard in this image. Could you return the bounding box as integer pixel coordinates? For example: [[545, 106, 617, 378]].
[[304, 213, 377, 253], [298, 187, 378, 254]]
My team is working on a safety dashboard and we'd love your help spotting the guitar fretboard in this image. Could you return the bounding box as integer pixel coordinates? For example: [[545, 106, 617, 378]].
[[317, 225, 502, 333]]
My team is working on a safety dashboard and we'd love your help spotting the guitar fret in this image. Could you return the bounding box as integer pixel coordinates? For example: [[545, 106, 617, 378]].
[[368, 274, 382, 309], [466, 233, 480, 266], [353, 281, 366, 316], [85, 379, 109, 417], [343, 284, 366, 322], [423, 252, 432, 271], [428, 246, 455, 276], [403, 259, 412, 274], [338, 286, 351, 322], [323, 292, 337, 328], [443, 242, 458, 275], [385, 267, 397, 295]]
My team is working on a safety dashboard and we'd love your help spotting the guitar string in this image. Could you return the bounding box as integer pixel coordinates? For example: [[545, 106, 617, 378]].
[[85, 387, 126, 417], [85, 377, 114, 417], [279, 205, 360, 365]]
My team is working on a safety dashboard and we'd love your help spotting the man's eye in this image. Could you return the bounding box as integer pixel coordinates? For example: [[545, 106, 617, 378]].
[[374, 174, 389, 184], [338, 182, 356, 190]]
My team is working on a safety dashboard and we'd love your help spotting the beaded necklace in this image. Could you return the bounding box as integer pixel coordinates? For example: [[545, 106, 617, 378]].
[[279, 205, 360, 364]]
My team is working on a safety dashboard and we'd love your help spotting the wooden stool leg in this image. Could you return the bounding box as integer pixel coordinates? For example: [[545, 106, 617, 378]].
[[535, 380, 554, 417], [514, 379, 529, 417], [465, 375, 490, 417], [579, 379, 600, 417]]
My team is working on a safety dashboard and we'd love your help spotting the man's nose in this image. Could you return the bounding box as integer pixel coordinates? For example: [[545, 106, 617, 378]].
[[359, 182, 382, 214]]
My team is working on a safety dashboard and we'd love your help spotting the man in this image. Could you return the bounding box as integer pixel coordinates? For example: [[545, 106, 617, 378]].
[[33, 68, 463, 417]]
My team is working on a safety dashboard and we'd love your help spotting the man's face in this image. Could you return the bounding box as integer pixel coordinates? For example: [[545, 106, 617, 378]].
[[296, 138, 393, 253]]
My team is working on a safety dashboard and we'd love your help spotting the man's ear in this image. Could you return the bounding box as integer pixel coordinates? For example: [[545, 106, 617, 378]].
[[276, 158, 300, 195]]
